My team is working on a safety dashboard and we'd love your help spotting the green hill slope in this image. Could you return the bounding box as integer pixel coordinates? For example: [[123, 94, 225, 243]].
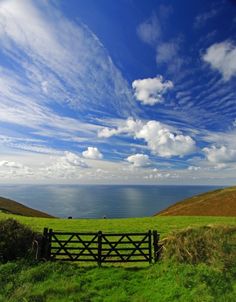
[[0, 196, 54, 218], [156, 186, 236, 216]]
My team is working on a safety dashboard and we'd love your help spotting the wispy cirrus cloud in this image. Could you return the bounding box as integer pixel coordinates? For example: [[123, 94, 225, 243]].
[[137, 7, 184, 76], [194, 8, 219, 29], [0, 0, 137, 154]]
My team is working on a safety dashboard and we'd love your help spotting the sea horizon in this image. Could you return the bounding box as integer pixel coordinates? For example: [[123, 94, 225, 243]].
[[0, 184, 225, 219]]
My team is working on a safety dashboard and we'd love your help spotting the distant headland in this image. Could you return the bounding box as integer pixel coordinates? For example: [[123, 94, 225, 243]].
[[155, 186, 236, 217], [0, 196, 54, 218]]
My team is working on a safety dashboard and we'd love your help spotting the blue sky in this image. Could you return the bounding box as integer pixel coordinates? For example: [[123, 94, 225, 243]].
[[0, 0, 236, 184]]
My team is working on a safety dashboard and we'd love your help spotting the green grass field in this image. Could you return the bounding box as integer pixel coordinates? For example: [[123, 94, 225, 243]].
[[1, 260, 236, 302], [0, 213, 236, 302], [0, 212, 235, 236]]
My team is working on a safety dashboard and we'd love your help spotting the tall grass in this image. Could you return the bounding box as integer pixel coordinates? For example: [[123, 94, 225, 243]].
[[161, 225, 236, 271]]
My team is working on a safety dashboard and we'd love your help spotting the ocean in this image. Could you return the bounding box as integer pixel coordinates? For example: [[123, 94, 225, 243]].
[[0, 184, 224, 218]]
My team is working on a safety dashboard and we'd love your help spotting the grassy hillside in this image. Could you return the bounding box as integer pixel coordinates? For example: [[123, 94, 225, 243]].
[[156, 186, 236, 216], [0, 196, 54, 218]]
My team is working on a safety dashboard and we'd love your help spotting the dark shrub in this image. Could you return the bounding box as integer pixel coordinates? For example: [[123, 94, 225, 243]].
[[0, 218, 39, 262]]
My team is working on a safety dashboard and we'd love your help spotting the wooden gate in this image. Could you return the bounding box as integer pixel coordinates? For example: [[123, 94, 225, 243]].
[[40, 228, 161, 265]]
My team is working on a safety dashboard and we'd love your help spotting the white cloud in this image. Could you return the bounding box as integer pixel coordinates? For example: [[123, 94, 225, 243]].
[[132, 76, 173, 105], [136, 9, 183, 75], [136, 121, 195, 157], [40, 151, 88, 179], [203, 145, 236, 163], [82, 147, 103, 160], [62, 151, 88, 168], [99, 118, 196, 158], [0, 149, 235, 184], [136, 14, 161, 46], [98, 118, 144, 138], [203, 41, 236, 81], [156, 42, 178, 64], [97, 127, 120, 138], [0, 160, 23, 169], [155, 39, 183, 74], [0, 160, 33, 178], [126, 154, 150, 167], [0, 0, 136, 147], [136, 7, 172, 46], [188, 166, 201, 171]]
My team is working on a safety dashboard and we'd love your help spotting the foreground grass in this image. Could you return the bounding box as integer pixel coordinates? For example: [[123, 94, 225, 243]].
[[0, 212, 235, 237], [0, 260, 235, 302]]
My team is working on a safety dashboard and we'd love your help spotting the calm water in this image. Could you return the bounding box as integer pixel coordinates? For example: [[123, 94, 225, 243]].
[[0, 185, 223, 218]]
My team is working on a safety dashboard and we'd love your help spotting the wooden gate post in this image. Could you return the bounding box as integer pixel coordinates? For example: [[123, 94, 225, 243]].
[[153, 230, 160, 263], [97, 231, 102, 267], [45, 229, 53, 261], [148, 230, 152, 264], [39, 227, 48, 260]]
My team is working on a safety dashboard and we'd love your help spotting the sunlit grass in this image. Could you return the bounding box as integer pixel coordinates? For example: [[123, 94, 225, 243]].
[[0, 212, 235, 237], [0, 260, 235, 302]]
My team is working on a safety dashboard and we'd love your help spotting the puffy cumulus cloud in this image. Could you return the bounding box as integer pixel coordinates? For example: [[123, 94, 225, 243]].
[[40, 151, 88, 179], [0, 160, 23, 169], [132, 76, 173, 105], [203, 41, 236, 81], [82, 147, 103, 160], [0, 160, 33, 177], [188, 166, 201, 171], [143, 171, 179, 180], [98, 127, 120, 138], [126, 154, 150, 167], [98, 118, 143, 138], [59, 151, 88, 168], [203, 145, 236, 163], [136, 121, 195, 157], [98, 118, 196, 158]]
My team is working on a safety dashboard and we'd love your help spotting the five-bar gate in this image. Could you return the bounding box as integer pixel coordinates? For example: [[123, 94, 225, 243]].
[[40, 228, 161, 265]]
